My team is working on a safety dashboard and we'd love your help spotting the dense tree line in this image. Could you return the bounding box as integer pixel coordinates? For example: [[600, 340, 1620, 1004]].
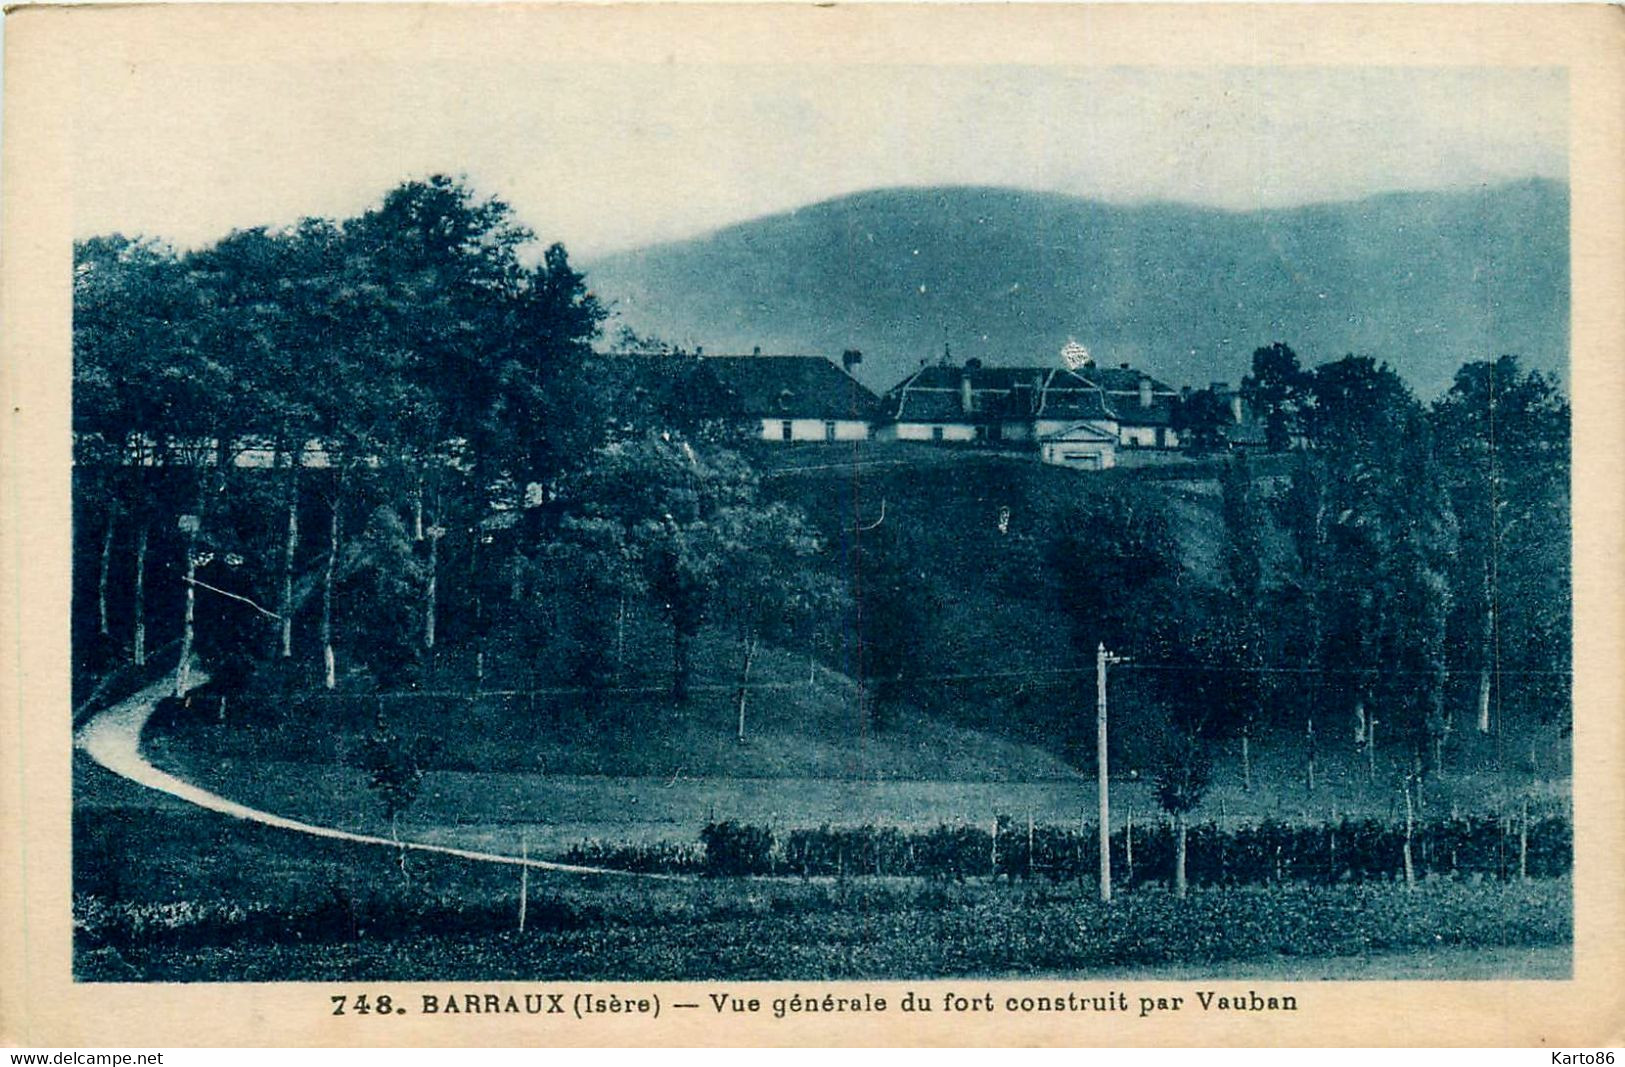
[[72, 176, 829, 715], [1047, 343, 1569, 834]]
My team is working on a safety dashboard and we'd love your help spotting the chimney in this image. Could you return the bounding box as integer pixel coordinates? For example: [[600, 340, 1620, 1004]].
[[1014, 380, 1035, 413], [1139, 376, 1153, 409], [696, 346, 704, 357], [1120, 362, 1130, 370], [752, 345, 761, 356], [842, 348, 863, 373], [961, 372, 974, 414]]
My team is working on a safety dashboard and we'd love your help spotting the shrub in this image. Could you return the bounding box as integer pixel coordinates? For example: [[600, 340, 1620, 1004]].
[[700, 821, 775, 877]]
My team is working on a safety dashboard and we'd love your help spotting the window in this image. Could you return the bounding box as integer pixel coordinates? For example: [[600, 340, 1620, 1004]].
[[824, 420, 837, 442], [974, 424, 987, 441], [781, 421, 793, 441], [932, 426, 945, 442]]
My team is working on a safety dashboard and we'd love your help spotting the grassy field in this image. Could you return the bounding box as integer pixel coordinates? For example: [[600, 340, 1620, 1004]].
[[145, 700, 1570, 863], [74, 755, 1571, 983]]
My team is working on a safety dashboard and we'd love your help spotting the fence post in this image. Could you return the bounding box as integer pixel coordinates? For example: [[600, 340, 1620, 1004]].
[[1125, 810, 1134, 890], [1077, 812, 1086, 883], [1027, 812, 1035, 880], [1519, 799, 1529, 883], [1402, 777, 1416, 890], [518, 833, 529, 933], [990, 817, 999, 880]]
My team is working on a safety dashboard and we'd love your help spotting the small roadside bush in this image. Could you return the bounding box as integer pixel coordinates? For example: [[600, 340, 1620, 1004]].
[[700, 821, 774, 877]]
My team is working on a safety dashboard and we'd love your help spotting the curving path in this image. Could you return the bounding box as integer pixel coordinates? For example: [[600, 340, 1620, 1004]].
[[74, 674, 685, 880]]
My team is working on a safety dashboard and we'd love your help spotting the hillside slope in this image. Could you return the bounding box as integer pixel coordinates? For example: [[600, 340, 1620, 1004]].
[[585, 180, 1568, 398]]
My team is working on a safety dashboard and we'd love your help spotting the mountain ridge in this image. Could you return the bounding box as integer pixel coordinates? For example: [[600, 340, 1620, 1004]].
[[583, 179, 1568, 398]]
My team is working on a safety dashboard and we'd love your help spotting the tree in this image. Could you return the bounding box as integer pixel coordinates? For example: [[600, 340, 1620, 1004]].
[[358, 720, 438, 879], [73, 236, 203, 670], [348, 176, 606, 501], [1299, 356, 1458, 776], [1276, 451, 1331, 790], [184, 220, 346, 661], [852, 518, 943, 730], [568, 433, 757, 701], [1171, 388, 1232, 454], [336, 505, 428, 685], [1371, 416, 1457, 774], [1154, 728, 1212, 899], [1431, 357, 1570, 744], [1047, 485, 1184, 660], [1305, 357, 1415, 748], [1242, 342, 1310, 452], [712, 502, 844, 742], [1217, 453, 1267, 790]]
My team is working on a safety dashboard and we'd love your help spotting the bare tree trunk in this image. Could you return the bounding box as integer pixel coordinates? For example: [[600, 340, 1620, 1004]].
[[615, 593, 626, 683], [424, 527, 439, 650], [176, 540, 197, 696], [1476, 666, 1492, 735], [97, 513, 116, 636], [321, 500, 340, 690], [734, 633, 757, 743], [132, 523, 148, 666], [1306, 716, 1317, 794], [280, 467, 298, 659], [1402, 777, 1416, 889], [671, 626, 691, 702], [470, 532, 483, 690], [413, 476, 424, 542], [1175, 814, 1189, 900], [1241, 731, 1252, 794]]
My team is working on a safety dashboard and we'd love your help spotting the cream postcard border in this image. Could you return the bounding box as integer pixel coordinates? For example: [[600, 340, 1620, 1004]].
[[2, 2, 1622, 1048]]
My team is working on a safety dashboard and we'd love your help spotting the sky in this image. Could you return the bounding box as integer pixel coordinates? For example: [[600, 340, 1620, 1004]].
[[71, 60, 1567, 260]]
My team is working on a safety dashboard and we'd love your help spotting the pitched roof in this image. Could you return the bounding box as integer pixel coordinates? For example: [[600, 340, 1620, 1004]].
[[1040, 420, 1118, 443], [1035, 368, 1115, 421], [1089, 366, 1178, 396], [882, 364, 1114, 424], [701, 355, 883, 421], [1107, 396, 1178, 427]]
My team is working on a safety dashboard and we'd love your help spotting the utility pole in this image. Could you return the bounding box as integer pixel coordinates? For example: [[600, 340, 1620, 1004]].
[[1097, 641, 1127, 902]]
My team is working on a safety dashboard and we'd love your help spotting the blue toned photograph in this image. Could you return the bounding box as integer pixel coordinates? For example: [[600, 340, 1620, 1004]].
[[69, 59, 1571, 984]]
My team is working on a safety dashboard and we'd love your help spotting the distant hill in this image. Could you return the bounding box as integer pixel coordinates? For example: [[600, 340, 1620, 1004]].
[[583, 180, 1568, 398]]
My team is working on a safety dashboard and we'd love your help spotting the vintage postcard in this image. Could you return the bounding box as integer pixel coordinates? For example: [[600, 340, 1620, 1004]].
[[2, 1, 1622, 1048]]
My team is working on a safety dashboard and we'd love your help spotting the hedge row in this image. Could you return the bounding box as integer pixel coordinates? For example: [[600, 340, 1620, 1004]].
[[686, 814, 1571, 884]]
